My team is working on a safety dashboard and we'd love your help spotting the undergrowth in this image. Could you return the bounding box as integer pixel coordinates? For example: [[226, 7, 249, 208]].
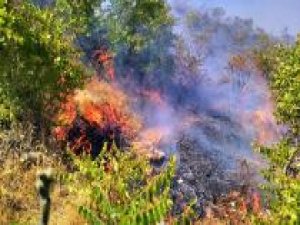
[[0, 123, 85, 225], [66, 143, 176, 225]]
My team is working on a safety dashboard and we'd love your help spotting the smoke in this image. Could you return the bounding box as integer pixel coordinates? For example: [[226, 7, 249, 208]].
[[54, 1, 282, 173], [117, 3, 282, 170], [44, 1, 291, 216]]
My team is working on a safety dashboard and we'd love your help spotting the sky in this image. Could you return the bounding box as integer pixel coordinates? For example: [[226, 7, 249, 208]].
[[169, 0, 300, 36]]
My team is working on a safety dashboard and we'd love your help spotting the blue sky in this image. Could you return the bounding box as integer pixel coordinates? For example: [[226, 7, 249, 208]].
[[169, 0, 300, 36]]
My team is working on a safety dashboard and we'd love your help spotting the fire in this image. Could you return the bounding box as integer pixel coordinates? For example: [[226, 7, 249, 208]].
[[92, 47, 115, 80], [56, 95, 77, 126], [204, 188, 263, 220], [250, 189, 261, 215], [53, 45, 170, 159], [54, 78, 141, 155]]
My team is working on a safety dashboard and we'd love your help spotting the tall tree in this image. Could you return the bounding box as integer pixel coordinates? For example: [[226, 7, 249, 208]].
[[98, 0, 173, 52]]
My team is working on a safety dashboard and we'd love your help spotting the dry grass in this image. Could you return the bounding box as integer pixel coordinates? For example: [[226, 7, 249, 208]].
[[0, 122, 88, 224], [0, 152, 88, 225], [0, 152, 260, 225]]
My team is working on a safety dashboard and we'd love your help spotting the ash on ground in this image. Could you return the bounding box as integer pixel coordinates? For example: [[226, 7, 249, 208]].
[[170, 136, 259, 218]]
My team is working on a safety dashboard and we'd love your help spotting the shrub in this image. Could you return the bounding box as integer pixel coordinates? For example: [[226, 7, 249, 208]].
[[66, 143, 176, 225], [253, 35, 300, 224], [255, 141, 300, 224]]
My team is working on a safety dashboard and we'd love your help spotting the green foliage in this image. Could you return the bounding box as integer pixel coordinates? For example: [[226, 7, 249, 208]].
[[67, 144, 176, 225], [97, 0, 173, 52], [269, 37, 300, 135], [256, 141, 300, 224], [254, 35, 300, 224], [0, 0, 174, 124], [0, 0, 90, 123], [55, 0, 100, 33]]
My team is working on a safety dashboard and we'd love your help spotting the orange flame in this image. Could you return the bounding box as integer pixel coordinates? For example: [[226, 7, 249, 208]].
[[251, 190, 261, 215], [92, 48, 115, 80], [54, 78, 141, 154]]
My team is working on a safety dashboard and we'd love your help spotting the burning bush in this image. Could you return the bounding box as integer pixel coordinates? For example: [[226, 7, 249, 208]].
[[92, 47, 115, 80], [53, 78, 141, 157]]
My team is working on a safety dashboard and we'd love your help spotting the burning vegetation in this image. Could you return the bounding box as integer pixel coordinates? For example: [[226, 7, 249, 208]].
[[2, 0, 297, 224], [53, 78, 141, 157]]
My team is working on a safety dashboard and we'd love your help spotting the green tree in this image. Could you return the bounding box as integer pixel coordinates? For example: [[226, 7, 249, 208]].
[[96, 0, 173, 53], [0, 0, 93, 125], [80, 0, 175, 85]]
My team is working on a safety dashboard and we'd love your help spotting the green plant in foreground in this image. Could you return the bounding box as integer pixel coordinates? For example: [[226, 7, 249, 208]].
[[252, 35, 300, 224], [255, 141, 300, 225], [67, 144, 175, 225]]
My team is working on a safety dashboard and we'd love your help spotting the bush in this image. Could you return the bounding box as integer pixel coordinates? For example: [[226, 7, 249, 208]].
[[66, 144, 176, 225], [253, 35, 300, 224], [256, 141, 300, 224]]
